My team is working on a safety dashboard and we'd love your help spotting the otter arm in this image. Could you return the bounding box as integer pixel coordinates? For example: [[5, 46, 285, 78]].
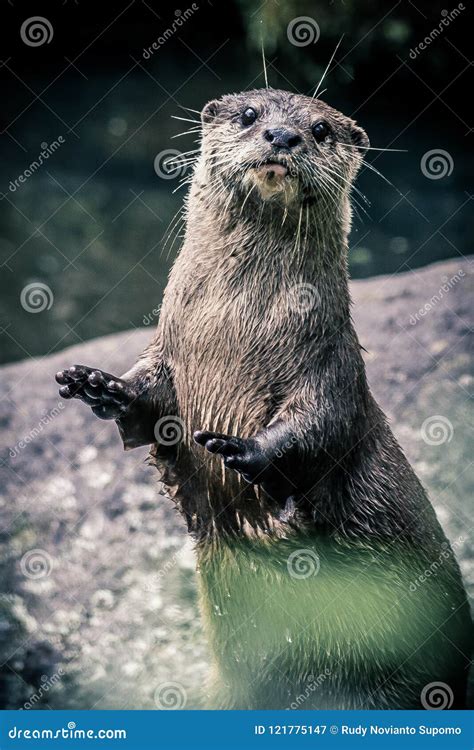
[[114, 357, 176, 450], [194, 340, 368, 498], [56, 338, 177, 451]]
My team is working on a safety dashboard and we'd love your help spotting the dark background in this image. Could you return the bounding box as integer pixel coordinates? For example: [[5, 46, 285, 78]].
[[0, 0, 472, 364]]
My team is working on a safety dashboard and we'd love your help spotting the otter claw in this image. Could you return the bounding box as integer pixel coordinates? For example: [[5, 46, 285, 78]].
[[56, 365, 136, 420], [194, 430, 267, 484]]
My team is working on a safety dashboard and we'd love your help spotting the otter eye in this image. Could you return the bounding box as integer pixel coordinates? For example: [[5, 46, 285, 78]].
[[312, 121, 330, 143], [241, 107, 258, 127]]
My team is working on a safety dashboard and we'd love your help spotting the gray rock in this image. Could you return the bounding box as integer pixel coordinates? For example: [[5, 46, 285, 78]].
[[0, 257, 472, 709]]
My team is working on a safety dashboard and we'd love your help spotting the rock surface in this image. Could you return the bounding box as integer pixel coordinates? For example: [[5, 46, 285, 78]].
[[0, 257, 472, 709]]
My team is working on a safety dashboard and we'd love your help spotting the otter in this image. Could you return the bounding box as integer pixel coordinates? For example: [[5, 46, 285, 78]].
[[56, 89, 472, 709]]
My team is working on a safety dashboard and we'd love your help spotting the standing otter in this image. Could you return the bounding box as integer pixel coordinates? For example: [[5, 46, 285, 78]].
[[56, 89, 472, 709]]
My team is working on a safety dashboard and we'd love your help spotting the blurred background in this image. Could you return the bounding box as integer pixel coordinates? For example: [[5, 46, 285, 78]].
[[0, 0, 472, 364]]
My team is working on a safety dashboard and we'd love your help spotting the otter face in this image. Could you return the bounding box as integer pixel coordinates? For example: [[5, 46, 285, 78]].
[[200, 89, 369, 207]]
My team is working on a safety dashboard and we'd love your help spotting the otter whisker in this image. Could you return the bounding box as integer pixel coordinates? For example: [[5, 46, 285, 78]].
[[338, 143, 407, 153], [171, 115, 201, 125], [293, 205, 303, 259], [304, 204, 310, 248], [172, 177, 195, 194], [165, 157, 198, 169], [261, 37, 269, 89], [320, 169, 370, 221], [316, 163, 370, 222], [171, 128, 202, 140], [239, 183, 256, 216], [319, 154, 371, 212], [312, 35, 344, 99], [178, 105, 201, 115], [298, 159, 338, 216], [171, 148, 201, 158], [358, 159, 402, 195], [161, 205, 186, 252], [165, 215, 187, 259]]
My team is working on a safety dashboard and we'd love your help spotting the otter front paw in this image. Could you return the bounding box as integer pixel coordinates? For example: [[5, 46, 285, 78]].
[[55, 365, 136, 420], [193, 430, 270, 484]]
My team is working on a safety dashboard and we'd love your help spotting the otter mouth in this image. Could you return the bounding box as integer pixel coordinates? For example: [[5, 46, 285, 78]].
[[251, 158, 289, 180], [241, 157, 299, 202]]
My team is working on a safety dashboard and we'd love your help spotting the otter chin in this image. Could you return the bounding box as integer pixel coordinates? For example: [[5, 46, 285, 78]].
[[56, 87, 472, 711], [245, 160, 296, 200]]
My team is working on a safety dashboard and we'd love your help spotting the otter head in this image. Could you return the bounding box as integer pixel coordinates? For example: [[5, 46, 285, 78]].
[[200, 89, 369, 210]]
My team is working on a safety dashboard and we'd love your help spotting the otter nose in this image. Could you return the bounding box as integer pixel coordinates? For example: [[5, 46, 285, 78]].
[[264, 128, 302, 151]]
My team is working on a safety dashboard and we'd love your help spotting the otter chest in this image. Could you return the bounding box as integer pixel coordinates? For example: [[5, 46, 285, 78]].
[[164, 271, 307, 432]]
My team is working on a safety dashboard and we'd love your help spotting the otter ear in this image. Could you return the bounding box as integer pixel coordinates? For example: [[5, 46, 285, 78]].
[[202, 99, 221, 125], [350, 124, 369, 154]]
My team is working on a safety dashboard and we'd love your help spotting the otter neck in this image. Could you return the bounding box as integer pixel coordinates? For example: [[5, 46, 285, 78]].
[[187, 175, 353, 323]]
